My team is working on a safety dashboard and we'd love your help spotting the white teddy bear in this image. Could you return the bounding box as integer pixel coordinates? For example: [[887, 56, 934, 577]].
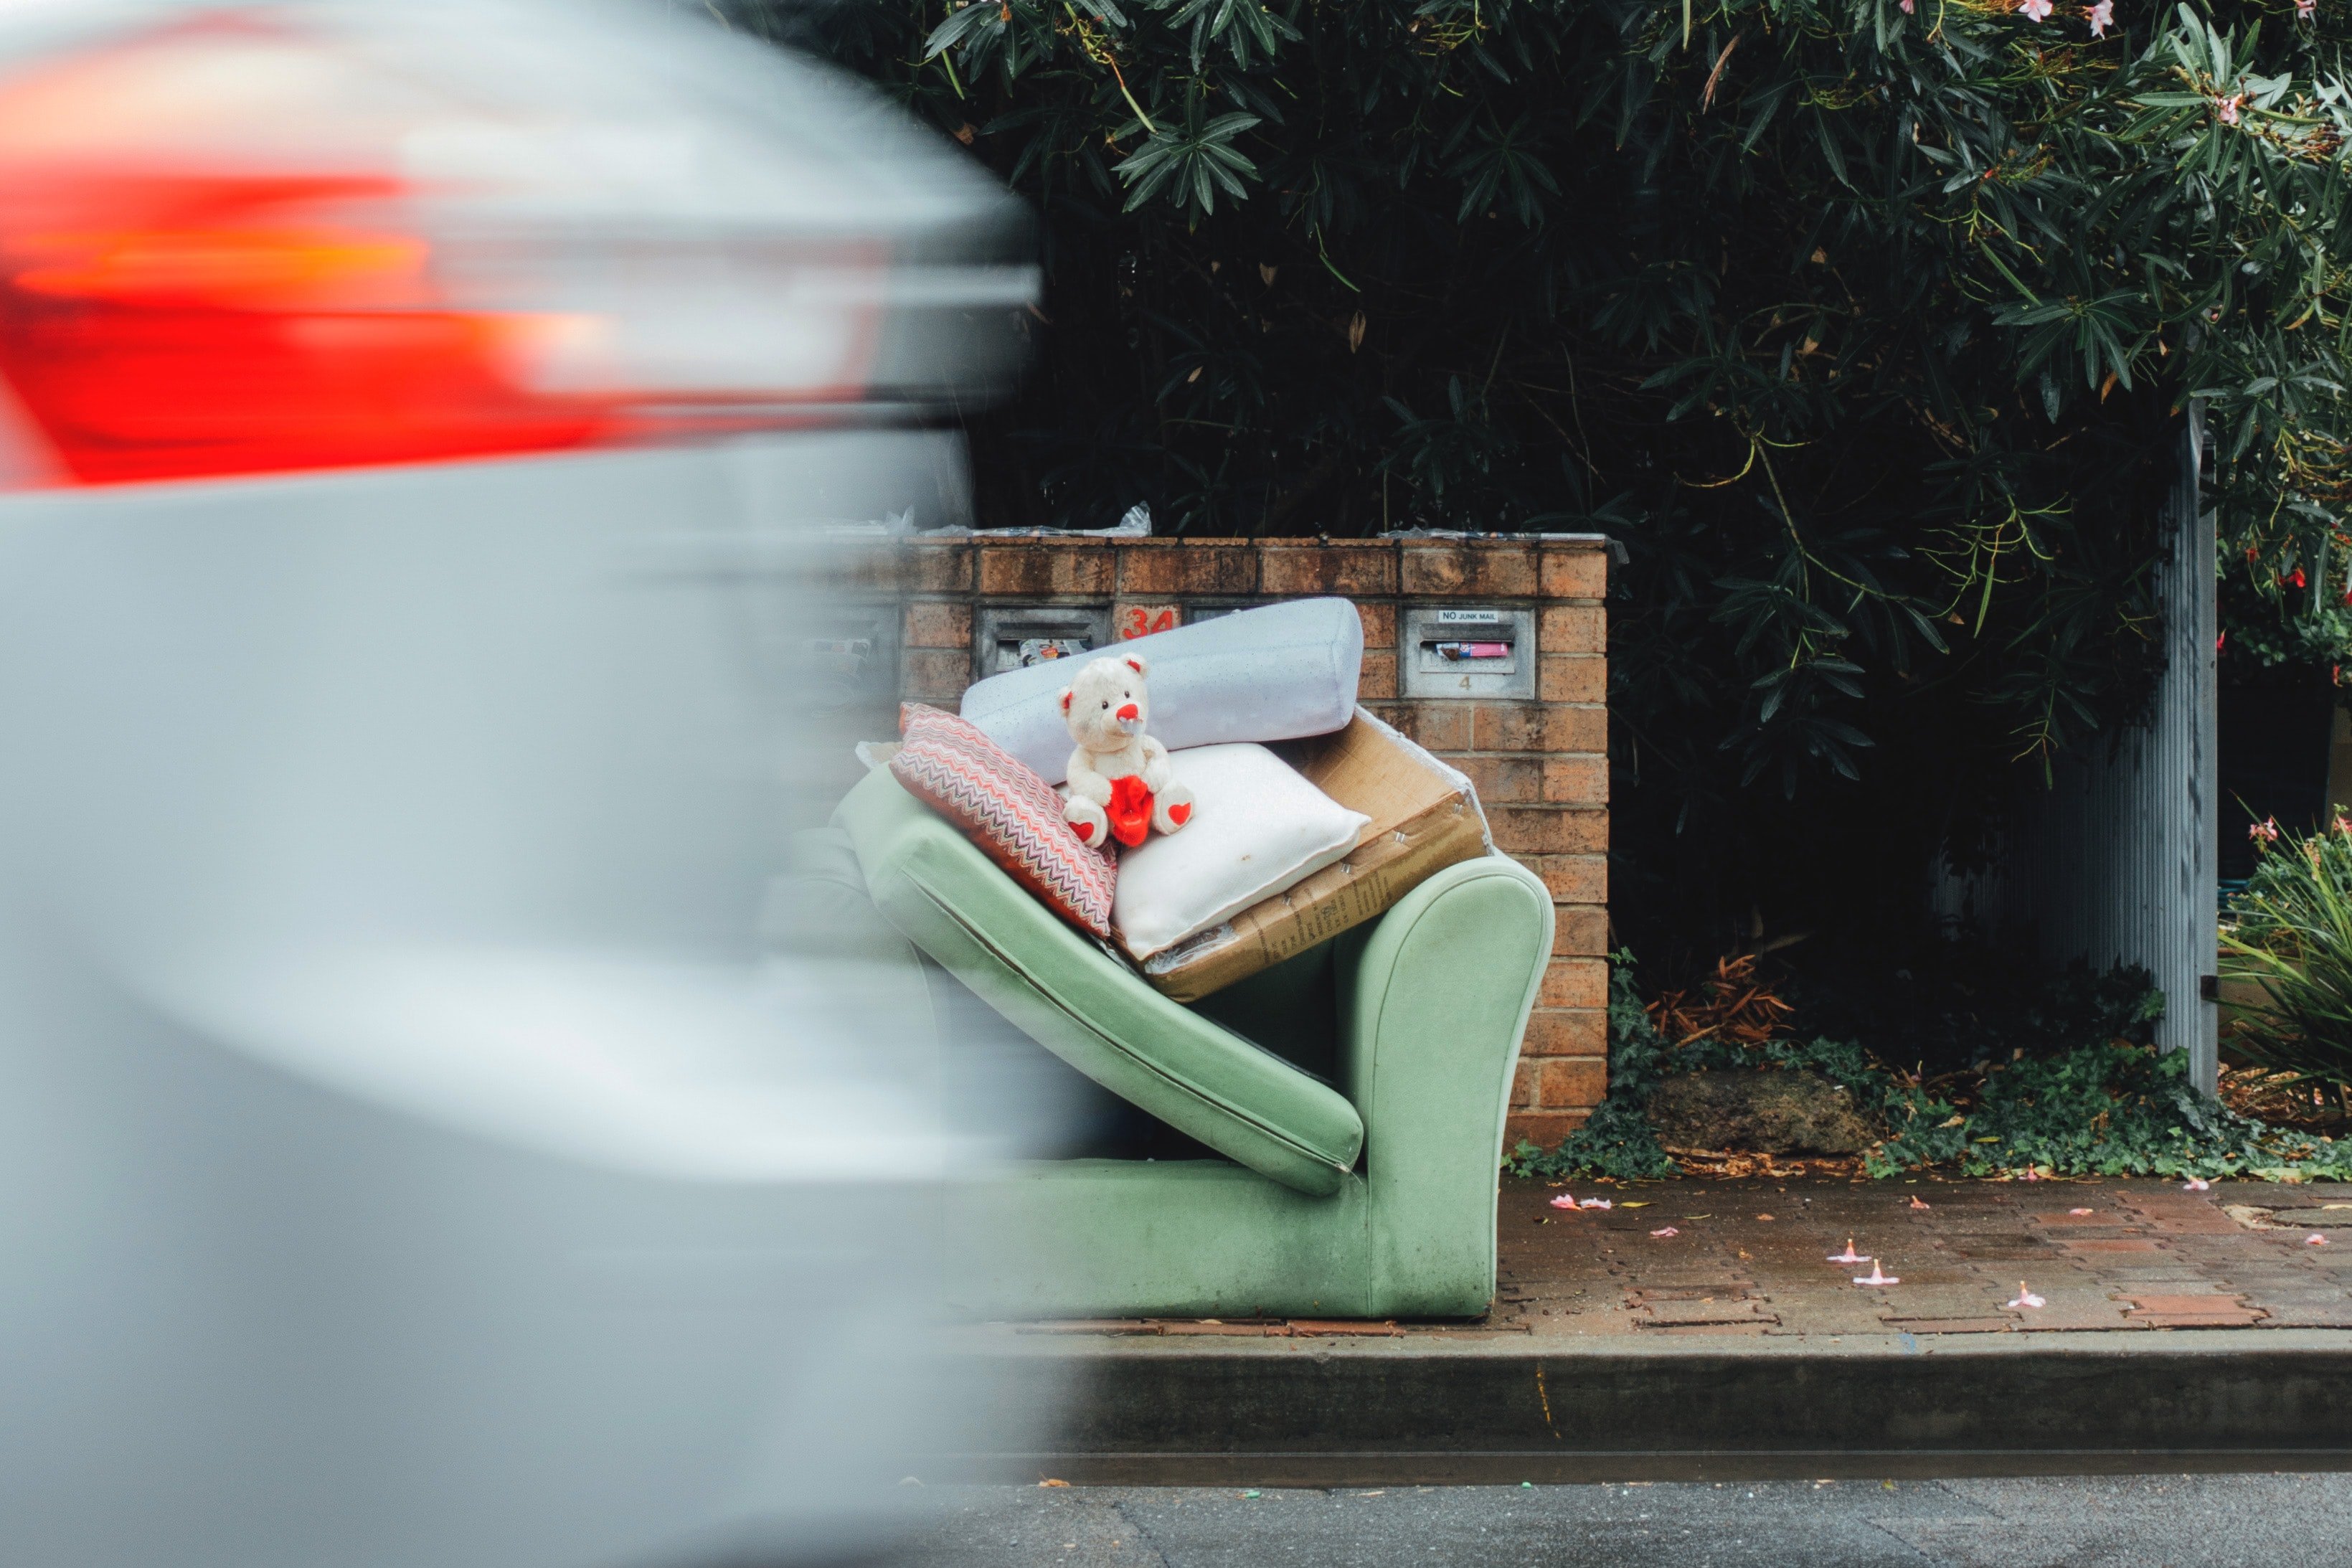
[[1058, 653, 1194, 849]]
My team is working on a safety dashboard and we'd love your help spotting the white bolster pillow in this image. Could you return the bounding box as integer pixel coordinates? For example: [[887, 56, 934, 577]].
[[957, 598, 1364, 785]]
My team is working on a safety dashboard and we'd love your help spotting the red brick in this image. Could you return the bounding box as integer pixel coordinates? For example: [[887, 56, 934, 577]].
[[1540, 655, 1607, 702], [1399, 541, 1538, 598], [1117, 542, 1258, 595], [1553, 905, 1610, 957], [1359, 648, 1397, 700], [1539, 958, 1608, 1009], [1540, 547, 1608, 599], [1508, 1109, 1592, 1149], [902, 648, 971, 703], [1524, 1006, 1607, 1057], [1543, 755, 1609, 805], [1382, 702, 1470, 750], [1260, 542, 1398, 596], [1536, 1055, 1609, 1107], [902, 541, 973, 593], [902, 600, 970, 649], [1471, 702, 1606, 753], [1511, 1059, 1538, 1108], [1113, 603, 1182, 641], [1456, 754, 1542, 804], [1539, 605, 1607, 654], [1354, 601, 1396, 650], [1529, 854, 1607, 904], [978, 541, 1112, 596], [1487, 807, 1607, 854]]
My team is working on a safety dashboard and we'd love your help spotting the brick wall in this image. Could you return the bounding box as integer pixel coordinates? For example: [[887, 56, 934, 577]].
[[842, 533, 1609, 1146]]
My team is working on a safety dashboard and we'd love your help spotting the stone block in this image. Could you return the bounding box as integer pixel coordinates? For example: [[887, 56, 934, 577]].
[[1523, 1006, 1607, 1057], [1553, 904, 1610, 956], [1538, 957, 1609, 1010], [1540, 547, 1608, 600], [1539, 605, 1607, 654], [1471, 702, 1606, 753], [1544, 755, 1610, 805], [1506, 1109, 1592, 1150], [1260, 542, 1398, 596], [1487, 806, 1607, 854], [1399, 541, 1538, 598], [1536, 1056, 1609, 1108], [978, 540, 1113, 596], [1456, 754, 1541, 804], [1117, 542, 1259, 595], [1530, 853, 1607, 904], [1384, 702, 1470, 751], [902, 600, 970, 649], [1540, 655, 1607, 703]]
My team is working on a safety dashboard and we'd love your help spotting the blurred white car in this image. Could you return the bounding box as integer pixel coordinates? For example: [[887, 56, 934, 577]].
[[0, 2, 1036, 1564]]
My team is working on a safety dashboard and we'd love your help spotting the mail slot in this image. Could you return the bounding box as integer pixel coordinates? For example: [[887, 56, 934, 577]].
[[1399, 605, 1536, 699], [974, 603, 1114, 679], [793, 603, 901, 714]]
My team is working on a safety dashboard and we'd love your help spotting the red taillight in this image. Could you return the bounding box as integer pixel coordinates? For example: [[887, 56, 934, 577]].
[[0, 14, 902, 487], [0, 172, 623, 483]]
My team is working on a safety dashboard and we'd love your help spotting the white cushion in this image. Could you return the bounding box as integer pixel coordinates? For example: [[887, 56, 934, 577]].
[[959, 598, 1362, 785], [1109, 743, 1369, 961]]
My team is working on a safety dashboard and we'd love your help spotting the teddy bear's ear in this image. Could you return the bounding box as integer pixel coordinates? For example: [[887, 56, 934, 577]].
[[1059, 688, 1075, 713], [1123, 655, 1148, 676]]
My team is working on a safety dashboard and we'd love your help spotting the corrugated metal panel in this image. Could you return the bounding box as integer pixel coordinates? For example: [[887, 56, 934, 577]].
[[1999, 414, 2216, 1087]]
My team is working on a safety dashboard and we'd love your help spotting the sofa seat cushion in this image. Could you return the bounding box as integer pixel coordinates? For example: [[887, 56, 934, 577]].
[[833, 768, 1364, 1196]]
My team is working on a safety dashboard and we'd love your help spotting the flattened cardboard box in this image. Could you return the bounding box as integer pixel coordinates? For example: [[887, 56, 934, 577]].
[[1140, 707, 1491, 1003]]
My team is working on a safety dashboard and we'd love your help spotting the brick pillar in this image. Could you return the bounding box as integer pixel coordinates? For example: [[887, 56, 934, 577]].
[[883, 532, 1610, 1144]]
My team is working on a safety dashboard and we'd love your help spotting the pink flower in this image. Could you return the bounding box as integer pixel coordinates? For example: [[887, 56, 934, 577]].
[[2183, 1177, 2211, 1191], [2070, 1207, 2094, 1216], [2019, 0, 2053, 16], [1909, 1196, 1931, 1210], [2335, 817, 2352, 836], [1579, 1198, 1612, 1210], [1828, 1238, 1866, 1263], [1650, 1226, 1680, 1237], [1548, 1194, 1577, 1210], [1853, 1259, 1901, 1286], [1900, 0, 1914, 11], [2006, 1283, 2046, 1309], [2087, 0, 2112, 34], [2249, 819, 2280, 845], [2217, 92, 2245, 126], [2310, 1233, 2330, 1246], [2299, 0, 2317, 19]]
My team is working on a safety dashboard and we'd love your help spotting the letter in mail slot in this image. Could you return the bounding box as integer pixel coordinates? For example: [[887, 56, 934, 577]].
[[1434, 641, 1513, 661]]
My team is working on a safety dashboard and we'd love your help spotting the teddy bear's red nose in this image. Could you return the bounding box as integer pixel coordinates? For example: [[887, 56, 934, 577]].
[[1116, 702, 1140, 722]]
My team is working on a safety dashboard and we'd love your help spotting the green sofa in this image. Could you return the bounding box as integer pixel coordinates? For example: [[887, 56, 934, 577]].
[[819, 767, 1554, 1319]]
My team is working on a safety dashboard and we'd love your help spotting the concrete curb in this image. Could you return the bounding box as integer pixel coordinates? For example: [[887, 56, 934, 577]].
[[940, 1330, 2352, 1484]]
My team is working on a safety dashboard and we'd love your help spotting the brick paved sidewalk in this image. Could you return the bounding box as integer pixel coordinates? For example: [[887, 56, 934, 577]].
[[1489, 1175, 2352, 1338]]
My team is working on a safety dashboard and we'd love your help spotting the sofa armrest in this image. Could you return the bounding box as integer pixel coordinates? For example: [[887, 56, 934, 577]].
[[1337, 854, 1553, 1316]]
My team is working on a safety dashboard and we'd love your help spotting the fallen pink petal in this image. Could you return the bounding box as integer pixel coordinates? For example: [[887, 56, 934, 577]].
[[2006, 1283, 2046, 1310], [1548, 1194, 1577, 1210], [2183, 1178, 2211, 1191], [1853, 1260, 1900, 1287], [1909, 1196, 1931, 1210], [1650, 1227, 1680, 1238], [2310, 1234, 2330, 1246], [1578, 1198, 1612, 1210], [2070, 1207, 2094, 1216], [1828, 1238, 1866, 1263]]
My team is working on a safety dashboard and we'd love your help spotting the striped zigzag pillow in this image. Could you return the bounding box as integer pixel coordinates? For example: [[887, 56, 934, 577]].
[[889, 703, 1118, 938]]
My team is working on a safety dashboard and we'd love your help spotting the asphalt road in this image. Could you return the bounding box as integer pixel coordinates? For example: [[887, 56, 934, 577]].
[[882, 1473, 2352, 1567]]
